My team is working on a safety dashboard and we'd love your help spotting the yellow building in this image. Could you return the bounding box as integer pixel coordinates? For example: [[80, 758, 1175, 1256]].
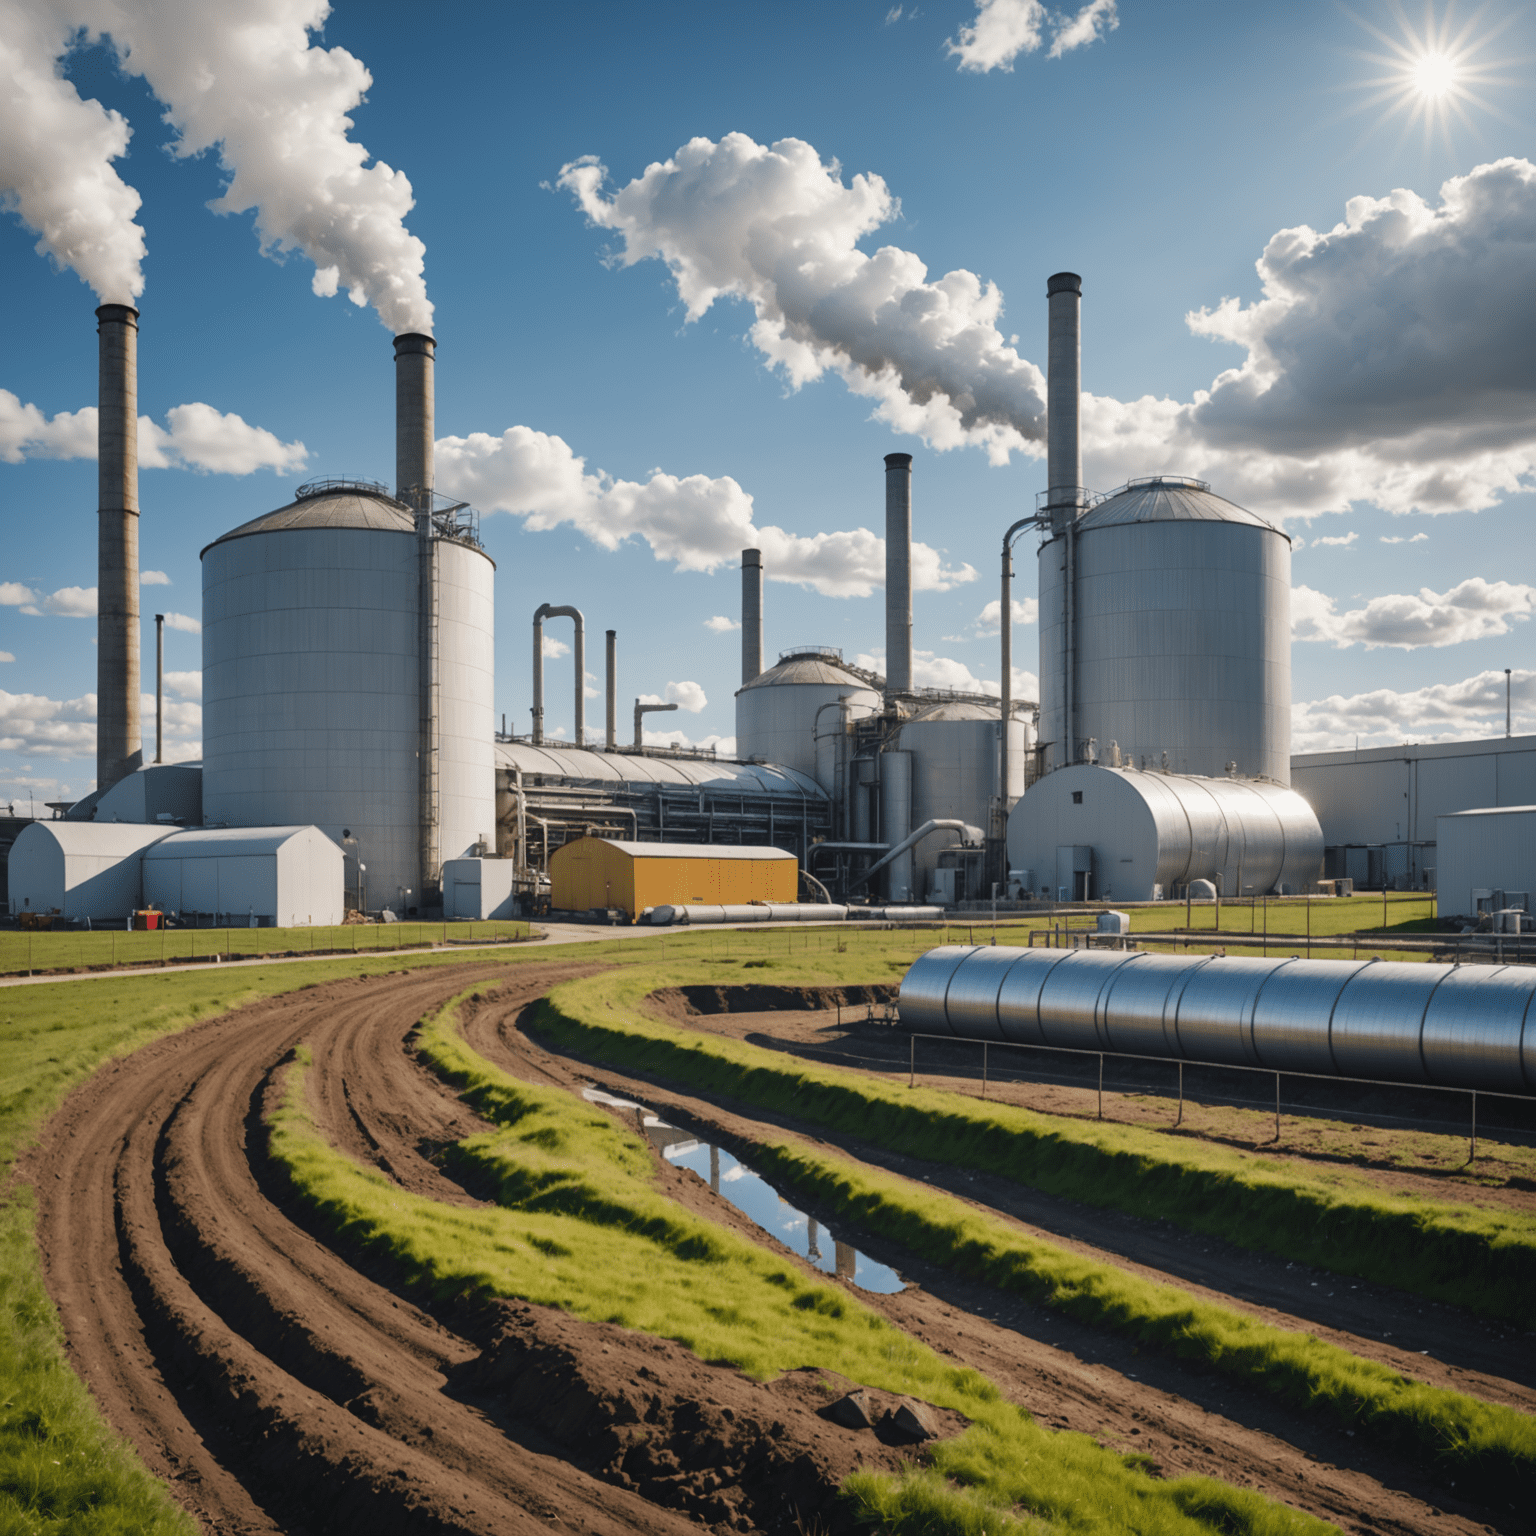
[[549, 837, 797, 918]]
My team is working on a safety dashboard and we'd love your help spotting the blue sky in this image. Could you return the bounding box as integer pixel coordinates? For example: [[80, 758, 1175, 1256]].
[[2, 0, 1533, 808]]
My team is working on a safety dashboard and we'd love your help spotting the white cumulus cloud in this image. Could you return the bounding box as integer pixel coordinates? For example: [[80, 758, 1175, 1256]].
[[163, 669, 201, 700], [639, 680, 708, 714], [434, 424, 974, 599], [1311, 532, 1358, 548], [704, 615, 739, 633], [642, 728, 737, 754], [161, 611, 200, 634], [140, 569, 170, 586], [960, 596, 1038, 638], [1293, 668, 1533, 752], [0, 652, 14, 663], [1292, 578, 1535, 649], [1380, 533, 1429, 544], [946, 0, 1118, 72], [854, 647, 1039, 701], [0, 687, 98, 757]]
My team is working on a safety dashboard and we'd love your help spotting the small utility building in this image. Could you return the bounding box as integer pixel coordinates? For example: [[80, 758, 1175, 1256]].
[[142, 825, 343, 927], [1435, 806, 1535, 919], [8, 822, 174, 920], [550, 837, 797, 918]]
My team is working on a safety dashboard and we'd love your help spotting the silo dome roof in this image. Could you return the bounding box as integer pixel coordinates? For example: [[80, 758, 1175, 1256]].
[[737, 647, 884, 693], [1077, 477, 1285, 537], [906, 699, 997, 723], [202, 479, 412, 556]]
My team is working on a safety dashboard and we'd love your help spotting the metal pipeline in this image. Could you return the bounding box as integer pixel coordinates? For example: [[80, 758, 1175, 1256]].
[[634, 698, 679, 750], [897, 945, 1536, 1096], [856, 818, 985, 891], [532, 603, 585, 746]]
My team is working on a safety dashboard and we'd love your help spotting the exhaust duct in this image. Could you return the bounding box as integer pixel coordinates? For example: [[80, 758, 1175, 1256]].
[[741, 547, 763, 684], [884, 453, 913, 698], [96, 303, 141, 792]]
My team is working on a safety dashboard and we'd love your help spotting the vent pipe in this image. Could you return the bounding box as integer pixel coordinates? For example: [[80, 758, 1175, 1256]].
[[635, 699, 679, 751], [884, 453, 913, 698], [741, 548, 763, 684], [606, 629, 617, 750], [532, 604, 585, 747], [1046, 272, 1083, 766], [96, 303, 141, 792], [154, 613, 164, 764], [393, 333, 435, 509]]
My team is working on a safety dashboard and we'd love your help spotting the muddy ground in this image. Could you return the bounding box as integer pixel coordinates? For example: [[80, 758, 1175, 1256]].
[[26, 963, 1535, 1535]]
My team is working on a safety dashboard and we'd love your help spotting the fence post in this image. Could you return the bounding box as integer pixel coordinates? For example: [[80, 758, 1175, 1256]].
[[1175, 1060, 1183, 1127], [1469, 1090, 1477, 1164], [1097, 1054, 1104, 1120], [1274, 1073, 1281, 1142], [982, 1041, 988, 1100], [909, 1034, 915, 1089]]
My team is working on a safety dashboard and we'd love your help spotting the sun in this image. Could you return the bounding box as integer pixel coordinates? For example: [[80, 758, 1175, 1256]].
[[1347, 2, 1521, 152]]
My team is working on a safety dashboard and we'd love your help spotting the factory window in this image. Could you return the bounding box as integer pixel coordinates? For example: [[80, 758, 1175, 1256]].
[[1071, 791, 1083, 804]]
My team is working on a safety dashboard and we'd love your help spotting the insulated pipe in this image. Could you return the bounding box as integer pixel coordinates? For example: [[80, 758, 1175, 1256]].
[[634, 699, 679, 751], [884, 453, 913, 698], [96, 303, 141, 792], [393, 333, 435, 509], [857, 818, 986, 890], [896, 946, 1536, 1096], [741, 548, 763, 684], [532, 603, 585, 747], [606, 630, 617, 750], [154, 613, 164, 764], [996, 513, 1038, 880]]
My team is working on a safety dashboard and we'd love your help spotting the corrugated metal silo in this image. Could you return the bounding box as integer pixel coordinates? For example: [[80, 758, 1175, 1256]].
[[200, 482, 495, 913], [735, 648, 881, 789], [1038, 477, 1293, 783]]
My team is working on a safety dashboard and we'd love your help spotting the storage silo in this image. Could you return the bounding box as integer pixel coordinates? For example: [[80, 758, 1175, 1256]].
[[1037, 477, 1293, 783], [200, 481, 495, 913], [735, 647, 881, 790], [893, 700, 1032, 902]]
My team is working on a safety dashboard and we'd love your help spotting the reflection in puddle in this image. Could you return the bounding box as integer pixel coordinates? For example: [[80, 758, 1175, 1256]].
[[582, 1087, 905, 1294]]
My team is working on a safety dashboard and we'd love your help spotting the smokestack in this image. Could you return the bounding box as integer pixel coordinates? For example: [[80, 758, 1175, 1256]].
[[96, 303, 141, 792], [884, 453, 913, 697], [1046, 272, 1082, 530], [394, 332, 435, 508], [154, 613, 164, 764], [741, 548, 763, 684], [606, 630, 617, 750]]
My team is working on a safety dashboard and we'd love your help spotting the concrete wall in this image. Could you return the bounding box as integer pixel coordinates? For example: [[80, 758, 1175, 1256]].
[[1435, 806, 1536, 918]]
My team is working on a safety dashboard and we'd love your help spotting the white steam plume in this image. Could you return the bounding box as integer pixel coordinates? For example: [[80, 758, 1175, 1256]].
[[558, 135, 1046, 465], [0, 0, 146, 301], [72, 0, 431, 333], [434, 424, 975, 599]]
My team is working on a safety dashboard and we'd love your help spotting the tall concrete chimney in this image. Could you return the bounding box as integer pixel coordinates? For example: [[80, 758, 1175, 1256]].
[[741, 548, 763, 684], [96, 303, 141, 792], [884, 453, 913, 697], [1045, 272, 1082, 530], [394, 332, 435, 508]]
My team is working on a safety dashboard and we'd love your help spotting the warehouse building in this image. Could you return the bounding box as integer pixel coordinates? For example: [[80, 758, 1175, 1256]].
[[9, 822, 175, 920], [549, 837, 797, 919], [142, 825, 344, 927]]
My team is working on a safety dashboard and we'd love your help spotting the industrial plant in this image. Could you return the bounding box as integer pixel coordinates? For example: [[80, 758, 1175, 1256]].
[[6, 277, 1533, 928]]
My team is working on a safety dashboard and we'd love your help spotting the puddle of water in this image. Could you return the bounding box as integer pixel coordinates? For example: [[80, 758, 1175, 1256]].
[[581, 1087, 905, 1294]]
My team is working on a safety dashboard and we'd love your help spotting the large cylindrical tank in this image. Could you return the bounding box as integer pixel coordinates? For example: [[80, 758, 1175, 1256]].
[[1006, 763, 1323, 901], [1038, 478, 1292, 783], [894, 700, 1032, 899], [735, 648, 880, 789], [201, 483, 496, 912]]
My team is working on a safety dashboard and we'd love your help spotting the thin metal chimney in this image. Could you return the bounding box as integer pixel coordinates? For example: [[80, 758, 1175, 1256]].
[[741, 548, 763, 684], [96, 303, 141, 791], [884, 453, 913, 697], [532, 603, 585, 747], [1045, 273, 1082, 529], [394, 333, 435, 508], [606, 630, 617, 750], [154, 612, 164, 764]]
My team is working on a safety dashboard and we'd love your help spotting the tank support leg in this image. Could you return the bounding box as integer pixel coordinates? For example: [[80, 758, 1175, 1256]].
[[1175, 1061, 1183, 1128]]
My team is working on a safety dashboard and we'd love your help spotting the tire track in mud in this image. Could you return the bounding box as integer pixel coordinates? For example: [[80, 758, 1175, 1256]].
[[467, 990, 1533, 1536], [35, 963, 707, 1536]]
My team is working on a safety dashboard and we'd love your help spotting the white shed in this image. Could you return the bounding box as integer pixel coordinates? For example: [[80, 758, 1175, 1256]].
[[441, 857, 518, 920], [143, 825, 343, 927], [8, 822, 176, 920], [1435, 806, 1536, 919]]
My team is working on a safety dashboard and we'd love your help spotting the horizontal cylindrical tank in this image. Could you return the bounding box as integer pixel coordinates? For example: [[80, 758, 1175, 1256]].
[[1007, 764, 1323, 901], [1039, 478, 1293, 782], [735, 649, 880, 788], [201, 484, 496, 912], [897, 945, 1536, 1095], [649, 902, 850, 925]]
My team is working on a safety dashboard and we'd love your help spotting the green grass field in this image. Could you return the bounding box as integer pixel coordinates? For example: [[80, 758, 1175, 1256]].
[[264, 982, 1335, 1536], [0, 919, 532, 976], [533, 963, 1536, 1322]]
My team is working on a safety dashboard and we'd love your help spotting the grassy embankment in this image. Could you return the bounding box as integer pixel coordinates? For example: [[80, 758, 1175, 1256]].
[[0, 918, 533, 976], [0, 937, 650, 1535], [532, 964, 1536, 1323], [267, 982, 1335, 1536]]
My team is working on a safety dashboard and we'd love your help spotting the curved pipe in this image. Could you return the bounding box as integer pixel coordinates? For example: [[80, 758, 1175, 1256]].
[[897, 945, 1536, 1096], [855, 818, 985, 892], [634, 699, 679, 751], [532, 603, 585, 747]]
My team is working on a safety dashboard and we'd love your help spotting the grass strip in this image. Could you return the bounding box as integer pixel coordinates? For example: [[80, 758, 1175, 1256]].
[[530, 965, 1536, 1323], [268, 984, 1335, 1536], [745, 1137, 1536, 1504]]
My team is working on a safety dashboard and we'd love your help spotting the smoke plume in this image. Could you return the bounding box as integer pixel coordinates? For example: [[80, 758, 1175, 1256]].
[[0, 0, 146, 301]]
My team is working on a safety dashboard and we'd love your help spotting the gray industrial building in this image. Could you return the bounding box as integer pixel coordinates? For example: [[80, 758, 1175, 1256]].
[[1434, 805, 1535, 921]]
